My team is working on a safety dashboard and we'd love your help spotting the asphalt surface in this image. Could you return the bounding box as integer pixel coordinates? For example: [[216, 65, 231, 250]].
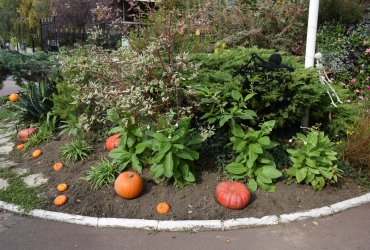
[[0, 202, 369, 250]]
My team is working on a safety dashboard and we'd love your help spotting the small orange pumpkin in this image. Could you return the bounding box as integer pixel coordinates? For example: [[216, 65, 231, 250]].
[[57, 183, 68, 192], [9, 93, 19, 102], [114, 171, 144, 199], [16, 144, 25, 150], [32, 149, 42, 158], [156, 202, 171, 215], [54, 194, 68, 206], [53, 162, 64, 171]]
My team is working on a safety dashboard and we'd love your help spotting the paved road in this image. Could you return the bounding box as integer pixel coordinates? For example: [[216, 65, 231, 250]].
[[0, 203, 369, 250]]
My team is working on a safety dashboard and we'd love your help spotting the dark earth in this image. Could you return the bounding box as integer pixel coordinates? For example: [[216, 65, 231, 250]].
[[9, 135, 365, 220]]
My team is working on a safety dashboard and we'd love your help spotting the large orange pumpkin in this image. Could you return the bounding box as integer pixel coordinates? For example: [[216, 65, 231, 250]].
[[105, 133, 122, 151], [215, 181, 251, 210], [9, 93, 19, 102], [17, 128, 37, 143], [114, 171, 143, 199]]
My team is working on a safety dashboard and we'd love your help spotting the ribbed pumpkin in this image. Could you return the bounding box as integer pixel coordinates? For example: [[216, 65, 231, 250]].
[[53, 162, 64, 171], [156, 202, 171, 215], [215, 181, 251, 210], [8, 93, 19, 102], [114, 171, 143, 199], [17, 128, 37, 143], [105, 133, 122, 151]]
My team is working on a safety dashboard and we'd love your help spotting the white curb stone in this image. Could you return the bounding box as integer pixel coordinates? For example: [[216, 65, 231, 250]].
[[22, 173, 48, 188], [98, 218, 158, 230], [157, 220, 222, 232], [223, 215, 279, 230], [0, 178, 9, 190], [39, 211, 99, 227], [279, 206, 333, 223], [329, 193, 370, 213]]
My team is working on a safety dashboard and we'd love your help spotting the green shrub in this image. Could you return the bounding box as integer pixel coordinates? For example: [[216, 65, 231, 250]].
[[286, 129, 341, 191], [83, 158, 118, 190], [226, 120, 282, 192], [319, 0, 364, 24], [60, 140, 93, 163], [191, 47, 327, 129]]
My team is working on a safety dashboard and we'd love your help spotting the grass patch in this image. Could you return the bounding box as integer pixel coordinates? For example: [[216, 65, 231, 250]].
[[83, 158, 118, 190], [0, 167, 42, 212], [24, 114, 57, 149], [60, 139, 93, 163]]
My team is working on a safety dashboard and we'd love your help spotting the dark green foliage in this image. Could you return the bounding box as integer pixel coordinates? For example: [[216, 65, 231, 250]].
[[52, 81, 80, 120], [319, 0, 365, 24], [0, 50, 56, 81], [12, 78, 55, 122], [190, 47, 327, 129]]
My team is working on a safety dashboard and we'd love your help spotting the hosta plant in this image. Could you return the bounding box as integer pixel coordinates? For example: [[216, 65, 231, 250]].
[[226, 120, 282, 192], [148, 115, 203, 188], [286, 129, 340, 191]]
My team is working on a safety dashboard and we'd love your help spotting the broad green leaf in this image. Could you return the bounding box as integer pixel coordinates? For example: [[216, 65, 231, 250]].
[[244, 92, 256, 102], [258, 136, 270, 146], [173, 144, 184, 150], [249, 150, 258, 163], [296, 167, 308, 183], [131, 154, 142, 173], [109, 148, 131, 161], [257, 173, 272, 184], [163, 151, 174, 178], [151, 132, 168, 142], [175, 149, 194, 160], [150, 164, 164, 179], [318, 167, 333, 179], [135, 142, 148, 154], [238, 110, 257, 120], [109, 127, 124, 134], [286, 167, 296, 177], [247, 179, 258, 193], [261, 167, 282, 179], [226, 162, 246, 175], [158, 142, 171, 155], [231, 122, 245, 138], [249, 143, 263, 154], [231, 90, 242, 101], [219, 115, 233, 127], [131, 128, 143, 137]]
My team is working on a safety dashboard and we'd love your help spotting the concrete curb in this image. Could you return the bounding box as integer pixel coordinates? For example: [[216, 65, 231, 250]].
[[1, 192, 369, 231]]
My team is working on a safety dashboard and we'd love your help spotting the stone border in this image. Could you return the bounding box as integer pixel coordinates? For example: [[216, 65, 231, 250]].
[[1, 192, 369, 231]]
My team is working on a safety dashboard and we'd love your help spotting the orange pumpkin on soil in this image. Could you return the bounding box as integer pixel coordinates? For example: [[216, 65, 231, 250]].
[[105, 133, 122, 151], [16, 144, 25, 150], [156, 202, 171, 215], [17, 128, 37, 143], [32, 149, 42, 158], [8, 93, 19, 102], [215, 181, 251, 210], [57, 183, 68, 192], [53, 162, 64, 171], [114, 171, 144, 199], [54, 195, 68, 206]]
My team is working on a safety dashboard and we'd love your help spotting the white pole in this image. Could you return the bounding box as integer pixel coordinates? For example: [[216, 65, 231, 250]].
[[305, 0, 320, 68]]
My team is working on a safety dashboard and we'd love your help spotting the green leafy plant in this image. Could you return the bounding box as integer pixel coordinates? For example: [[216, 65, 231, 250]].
[[148, 115, 203, 187], [197, 87, 256, 127], [12, 78, 55, 122], [226, 120, 282, 192], [83, 158, 118, 190], [25, 113, 57, 148], [286, 129, 341, 191], [60, 140, 93, 163], [59, 115, 85, 139]]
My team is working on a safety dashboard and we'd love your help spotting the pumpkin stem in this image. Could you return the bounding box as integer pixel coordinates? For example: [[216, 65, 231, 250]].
[[128, 174, 134, 178]]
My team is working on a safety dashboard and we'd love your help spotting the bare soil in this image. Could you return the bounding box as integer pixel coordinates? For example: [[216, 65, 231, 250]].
[[9, 135, 365, 220]]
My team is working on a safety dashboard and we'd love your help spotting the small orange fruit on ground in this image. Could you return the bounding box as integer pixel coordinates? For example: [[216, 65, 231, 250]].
[[57, 183, 68, 192], [156, 202, 171, 215], [9, 93, 19, 102], [53, 162, 64, 171], [16, 144, 25, 150], [54, 195, 68, 206], [32, 149, 42, 158]]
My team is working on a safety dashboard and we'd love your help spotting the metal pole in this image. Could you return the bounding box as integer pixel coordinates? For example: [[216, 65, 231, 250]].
[[304, 0, 320, 68]]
